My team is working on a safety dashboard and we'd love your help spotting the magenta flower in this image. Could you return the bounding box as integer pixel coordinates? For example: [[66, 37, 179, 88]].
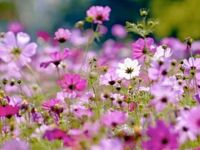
[[132, 38, 155, 60], [0, 32, 37, 66], [0, 105, 19, 118], [58, 74, 87, 93], [42, 98, 63, 111], [101, 110, 127, 127], [143, 120, 178, 150], [54, 28, 71, 43], [40, 49, 70, 68], [43, 128, 66, 141], [87, 6, 111, 24]]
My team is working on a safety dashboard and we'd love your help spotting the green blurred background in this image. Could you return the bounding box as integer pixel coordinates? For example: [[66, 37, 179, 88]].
[[0, 0, 199, 40]]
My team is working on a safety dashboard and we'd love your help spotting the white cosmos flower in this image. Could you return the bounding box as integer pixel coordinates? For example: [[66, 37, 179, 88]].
[[116, 58, 141, 80], [152, 45, 172, 61]]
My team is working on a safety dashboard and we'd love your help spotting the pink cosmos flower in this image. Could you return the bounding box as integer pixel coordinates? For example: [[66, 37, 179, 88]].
[[182, 57, 200, 72], [132, 38, 155, 60], [148, 60, 170, 81], [54, 28, 71, 43], [161, 37, 187, 59], [143, 120, 178, 150], [176, 112, 196, 143], [150, 83, 177, 111], [87, 6, 111, 24], [43, 128, 66, 141], [0, 105, 19, 118], [71, 104, 93, 118], [0, 32, 37, 66], [100, 69, 119, 86], [42, 98, 63, 111], [40, 49, 70, 68], [185, 106, 200, 135], [58, 74, 87, 93], [101, 110, 127, 127]]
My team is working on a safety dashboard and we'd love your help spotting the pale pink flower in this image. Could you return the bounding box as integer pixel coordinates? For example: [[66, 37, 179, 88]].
[[54, 28, 71, 43], [87, 6, 111, 24]]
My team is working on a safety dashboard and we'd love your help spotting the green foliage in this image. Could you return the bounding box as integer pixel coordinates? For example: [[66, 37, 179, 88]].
[[30, 139, 62, 150], [126, 9, 158, 37]]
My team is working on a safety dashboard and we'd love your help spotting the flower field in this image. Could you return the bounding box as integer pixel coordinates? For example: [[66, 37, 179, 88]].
[[1, 5, 200, 150]]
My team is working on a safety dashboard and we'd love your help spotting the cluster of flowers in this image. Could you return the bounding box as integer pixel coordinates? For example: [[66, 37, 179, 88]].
[[1, 5, 200, 150]]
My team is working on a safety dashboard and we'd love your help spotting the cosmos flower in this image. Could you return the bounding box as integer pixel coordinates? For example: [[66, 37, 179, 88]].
[[40, 49, 70, 68], [116, 58, 141, 80], [58, 74, 87, 93], [175, 110, 196, 143], [86, 6, 111, 24], [0, 105, 19, 118], [42, 98, 64, 111], [54, 28, 71, 43], [43, 128, 66, 141], [150, 83, 177, 111], [152, 45, 172, 61], [182, 57, 200, 73], [71, 104, 93, 118], [0, 32, 37, 66], [100, 69, 120, 86], [101, 110, 127, 127], [148, 60, 170, 81], [132, 38, 155, 60], [185, 106, 200, 135], [143, 120, 178, 150]]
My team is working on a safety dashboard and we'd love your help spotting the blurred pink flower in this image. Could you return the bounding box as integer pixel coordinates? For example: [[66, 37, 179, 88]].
[[40, 48, 70, 68], [58, 74, 87, 93], [101, 110, 127, 127], [0, 32, 37, 66], [87, 6, 111, 24], [54, 28, 71, 43], [112, 24, 127, 38], [7, 21, 24, 33]]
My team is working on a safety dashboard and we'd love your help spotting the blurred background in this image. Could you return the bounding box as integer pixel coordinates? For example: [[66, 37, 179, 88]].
[[0, 0, 199, 40]]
